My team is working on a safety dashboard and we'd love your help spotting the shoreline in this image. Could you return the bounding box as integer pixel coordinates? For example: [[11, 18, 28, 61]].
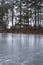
[[0, 28, 43, 34]]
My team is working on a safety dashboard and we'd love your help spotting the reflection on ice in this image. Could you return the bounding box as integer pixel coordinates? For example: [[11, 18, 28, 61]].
[[0, 34, 43, 65]]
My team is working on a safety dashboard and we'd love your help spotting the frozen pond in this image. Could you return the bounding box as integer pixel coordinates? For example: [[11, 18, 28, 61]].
[[0, 33, 43, 65]]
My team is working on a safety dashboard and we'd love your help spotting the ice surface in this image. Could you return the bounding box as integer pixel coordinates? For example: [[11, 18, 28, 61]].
[[0, 33, 43, 65]]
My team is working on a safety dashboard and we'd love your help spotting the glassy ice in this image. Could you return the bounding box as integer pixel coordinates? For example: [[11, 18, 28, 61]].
[[0, 33, 43, 65]]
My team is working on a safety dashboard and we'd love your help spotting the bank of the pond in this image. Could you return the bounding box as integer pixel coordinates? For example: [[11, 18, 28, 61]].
[[0, 28, 43, 34]]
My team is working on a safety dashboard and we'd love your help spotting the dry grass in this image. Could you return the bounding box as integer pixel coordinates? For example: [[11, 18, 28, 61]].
[[0, 27, 43, 34], [5, 27, 43, 34]]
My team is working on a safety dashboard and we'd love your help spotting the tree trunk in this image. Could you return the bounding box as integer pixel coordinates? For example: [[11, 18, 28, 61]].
[[40, 5, 41, 27], [35, 7, 36, 27], [12, 8, 14, 28], [38, 9, 39, 27], [26, 0, 29, 29], [20, 0, 21, 29]]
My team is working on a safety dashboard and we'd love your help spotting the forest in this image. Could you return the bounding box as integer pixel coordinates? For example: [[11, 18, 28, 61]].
[[0, 0, 43, 33]]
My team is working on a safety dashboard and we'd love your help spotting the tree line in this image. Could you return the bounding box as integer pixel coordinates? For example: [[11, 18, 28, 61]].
[[0, 0, 42, 31]]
